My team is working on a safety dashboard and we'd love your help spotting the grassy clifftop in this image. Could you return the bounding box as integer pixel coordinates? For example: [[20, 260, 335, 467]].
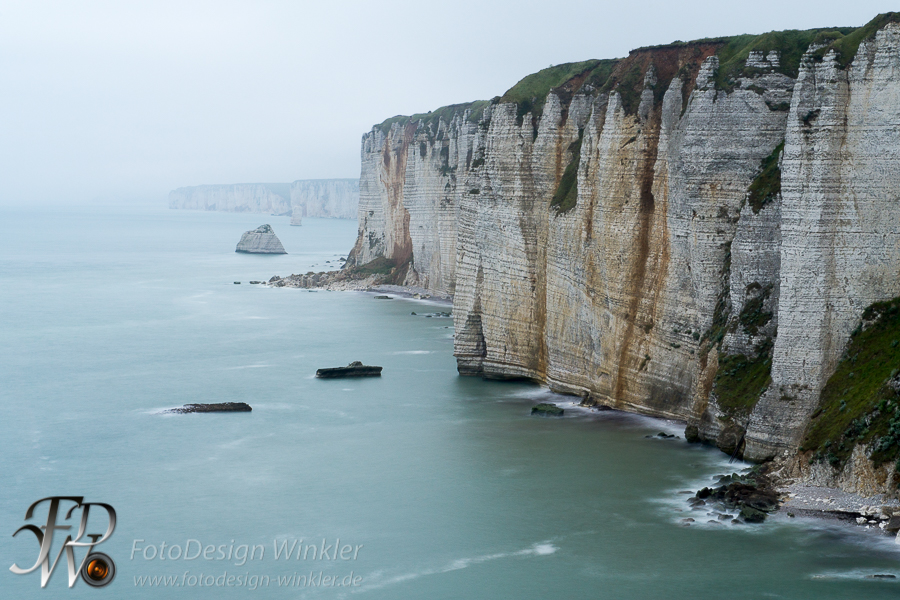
[[376, 100, 490, 136], [372, 14, 894, 135], [809, 12, 900, 67]]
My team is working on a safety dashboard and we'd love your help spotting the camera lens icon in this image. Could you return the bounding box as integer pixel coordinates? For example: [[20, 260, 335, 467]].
[[81, 552, 116, 588]]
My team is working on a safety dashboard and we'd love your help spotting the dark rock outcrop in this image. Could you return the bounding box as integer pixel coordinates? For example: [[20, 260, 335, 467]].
[[167, 403, 252, 413], [531, 403, 564, 417], [695, 472, 780, 522], [315, 361, 383, 378]]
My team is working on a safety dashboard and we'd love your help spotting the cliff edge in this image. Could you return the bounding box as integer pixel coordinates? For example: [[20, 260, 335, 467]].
[[346, 14, 900, 496]]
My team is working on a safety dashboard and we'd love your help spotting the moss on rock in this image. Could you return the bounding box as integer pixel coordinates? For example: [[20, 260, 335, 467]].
[[550, 129, 584, 214], [802, 296, 900, 470], [747, 142, 783, 214]]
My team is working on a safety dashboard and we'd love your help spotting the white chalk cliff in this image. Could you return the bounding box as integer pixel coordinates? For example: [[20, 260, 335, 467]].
[[169, 179, 359, 220], [346, 15, 900, 494]]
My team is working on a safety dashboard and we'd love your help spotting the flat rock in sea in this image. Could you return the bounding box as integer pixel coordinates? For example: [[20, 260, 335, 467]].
[[235, 224, 287, 254], [531, 403, 564, 417], [316, 361, 383, 378], [167, 402, 252, 413]]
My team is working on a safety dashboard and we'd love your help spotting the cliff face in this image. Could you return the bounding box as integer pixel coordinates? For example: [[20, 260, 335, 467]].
[[351, 16, 900, 494], [169, 179, 359, 219]]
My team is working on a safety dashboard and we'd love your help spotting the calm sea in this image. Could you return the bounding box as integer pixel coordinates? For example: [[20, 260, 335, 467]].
[[1, 205, 898, 599]]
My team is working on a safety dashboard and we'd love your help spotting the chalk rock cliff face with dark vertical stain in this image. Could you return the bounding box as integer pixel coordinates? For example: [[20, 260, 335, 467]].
[[349, 15, 900, 495]]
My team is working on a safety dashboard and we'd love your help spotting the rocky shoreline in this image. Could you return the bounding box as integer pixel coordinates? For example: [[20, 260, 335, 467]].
[[264, 267, 452, 304], [678, 457, 900, 539], [264, 266, 899, 540]]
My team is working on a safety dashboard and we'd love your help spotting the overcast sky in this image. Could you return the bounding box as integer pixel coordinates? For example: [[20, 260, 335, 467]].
[[0, 1, 895, 206]]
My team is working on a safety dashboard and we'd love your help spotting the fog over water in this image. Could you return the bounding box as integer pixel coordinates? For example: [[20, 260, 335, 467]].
[[0, 1, 896, 206]]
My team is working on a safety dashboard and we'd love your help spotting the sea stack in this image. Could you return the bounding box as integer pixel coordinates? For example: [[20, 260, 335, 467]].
[[235, 224, 287, 254], [290, 206, 302, 226]]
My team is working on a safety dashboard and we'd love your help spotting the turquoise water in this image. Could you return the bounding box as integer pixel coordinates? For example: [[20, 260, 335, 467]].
[[1, 206, 899, 599]]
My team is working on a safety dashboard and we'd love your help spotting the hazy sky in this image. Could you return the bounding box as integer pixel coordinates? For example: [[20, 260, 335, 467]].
[[0, 1, 895, 206]]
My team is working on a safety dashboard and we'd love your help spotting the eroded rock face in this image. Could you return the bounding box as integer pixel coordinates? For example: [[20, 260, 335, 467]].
[[746, 27, 900, 460], [235, 224, 287, 254], [350, 20, 900, 495]]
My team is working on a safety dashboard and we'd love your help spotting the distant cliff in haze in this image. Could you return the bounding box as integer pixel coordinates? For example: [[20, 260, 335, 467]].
[[168, 179, 358, 220]]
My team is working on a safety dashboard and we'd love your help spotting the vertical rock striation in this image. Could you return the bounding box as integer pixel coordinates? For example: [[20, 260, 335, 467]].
[[349, 15, 900, 494]]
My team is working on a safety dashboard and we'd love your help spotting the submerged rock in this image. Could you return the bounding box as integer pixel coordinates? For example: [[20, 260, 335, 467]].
[[885, 516, 900, 533], [235, 224, 287, 254], [531, 403, 564, 417], [684, 425, 701, 444], [316, 361, 383, 378], [168, 402, 252, 413], [739, 506, 768, 523]]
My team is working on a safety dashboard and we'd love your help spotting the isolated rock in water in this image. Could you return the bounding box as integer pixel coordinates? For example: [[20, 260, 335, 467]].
[[290, 207, 302, 226], [739, 506, 767, 523], [885, 515, 900, 533], [531, 403, 564, 417], [316, 361, 383, 378], [167, 402, 252, 413], [235, 224, 287, 254]]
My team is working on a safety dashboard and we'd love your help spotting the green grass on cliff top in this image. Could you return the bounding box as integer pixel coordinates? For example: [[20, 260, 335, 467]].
[[372, 14, 896, 132], [810, 12, 900, 67], [499, 60, 616, 122], [499, 60, 602, 107], [376, 100, 490, 135], [802, 297, 900, 470]]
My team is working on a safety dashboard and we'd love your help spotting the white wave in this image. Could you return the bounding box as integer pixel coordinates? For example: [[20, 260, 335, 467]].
[[391, 350, 433, 355], [223, 364, 272, 370], [810, 569, 899, 581], [354, 542, 557, 593]]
